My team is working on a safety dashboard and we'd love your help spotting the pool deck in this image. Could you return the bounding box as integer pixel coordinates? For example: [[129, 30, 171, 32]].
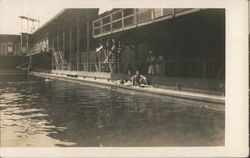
[[32, 72, 225, 106]]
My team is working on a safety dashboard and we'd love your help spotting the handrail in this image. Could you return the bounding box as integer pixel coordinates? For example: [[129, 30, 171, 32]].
[[93, 8, 200, 38], [123, 14, 136, 20], [93, 9, 154, 37], [112, 18, 123, 24], [93, 9, 124, 24]]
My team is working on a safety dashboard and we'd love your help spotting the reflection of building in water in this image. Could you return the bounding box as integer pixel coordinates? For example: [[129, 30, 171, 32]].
[[43, 81, 224, 147], [28, 8, 225, 94]]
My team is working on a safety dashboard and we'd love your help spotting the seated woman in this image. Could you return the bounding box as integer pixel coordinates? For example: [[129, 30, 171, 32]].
[[118, 78, 133, 86], [131, 70, 148, 87]]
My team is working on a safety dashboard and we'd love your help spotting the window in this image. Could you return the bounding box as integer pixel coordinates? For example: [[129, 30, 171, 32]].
[[14, 43, 20, 56], [7, 42, 13, 53], [1, 43, 7, 56]]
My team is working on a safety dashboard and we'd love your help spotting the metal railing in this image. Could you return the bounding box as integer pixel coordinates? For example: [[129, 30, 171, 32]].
[[92, 8, 200, 38]]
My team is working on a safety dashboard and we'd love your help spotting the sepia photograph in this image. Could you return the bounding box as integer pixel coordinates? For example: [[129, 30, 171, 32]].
[[0, 0, 248, 157]]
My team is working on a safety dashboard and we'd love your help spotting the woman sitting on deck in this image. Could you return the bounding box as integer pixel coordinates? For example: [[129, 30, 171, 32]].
[[131, 70, 148, 87], [118, 71, 148, 87]]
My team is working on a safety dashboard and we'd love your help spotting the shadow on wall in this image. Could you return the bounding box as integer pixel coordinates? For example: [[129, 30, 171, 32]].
[[0, 56, 28, 72]]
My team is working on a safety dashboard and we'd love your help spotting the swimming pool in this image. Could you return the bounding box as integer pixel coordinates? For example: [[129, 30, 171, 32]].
[[0, 74, 224, 147]]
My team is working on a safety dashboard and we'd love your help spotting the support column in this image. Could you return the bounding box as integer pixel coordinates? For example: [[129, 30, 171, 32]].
[[29, 56, 32, 68], [51, 35, 55, 70], [76, 17, 80, 71], [134, 42, 139, 73], [52, 34, 55, 50], [62, 25, 66, 70], [62, 26, 65, 54], [86, 10, 90, 72], [57, 29, 60, 51], [69, 23, 72, 70]]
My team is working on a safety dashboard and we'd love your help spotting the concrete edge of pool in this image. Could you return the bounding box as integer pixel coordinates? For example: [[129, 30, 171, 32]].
[[32, 72, 225, 106]]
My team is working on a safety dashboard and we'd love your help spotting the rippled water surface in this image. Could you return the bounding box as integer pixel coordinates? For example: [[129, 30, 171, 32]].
[[0, 74, 224, 147]]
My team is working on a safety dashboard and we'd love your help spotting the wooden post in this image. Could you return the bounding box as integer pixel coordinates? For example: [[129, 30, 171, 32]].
[[29, 55, 32, 68], [28, 55, 32, 80], [57, 29, 59, 51], [135, 9, 138, 26], [62, 26, 66, 70], [134, 42, 139, 73], [172, 9, 175, 17], [110, 14, 113, 33], [121, 9, 124, 28], [62, 26, 65, 54], [69, 23, 72, 70], [99, 51, 101, 72], [100, 17, 103, 34], [152, 9, 155, 22], [51, 35, 55, 70], [92, 20, 95, 38], [77, 17, 80, 71], [86, 10, 90, 71]]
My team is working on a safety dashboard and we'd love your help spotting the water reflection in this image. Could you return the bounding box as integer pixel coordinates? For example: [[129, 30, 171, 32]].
[[0, 74, 224, 147]]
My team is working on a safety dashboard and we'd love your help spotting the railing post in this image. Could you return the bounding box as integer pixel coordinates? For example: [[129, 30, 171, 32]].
[[121, 9, 124, 28], [86, 10, 90, 72], [152, 8, 155, 22], [51, 47, 54, 70], [57, 28, 59, 51], [172, 9, 175, 17], [69, 23, 72, 70], [76, 17, 80, 71], [62, 25, 65, 55], [110, 15, 113, 33], [109, 14, 113, 33], [99, 51, 101, 72], [135, 9, 138, 26], [92, 20, 95, 38], [101, 18, 103, 34]]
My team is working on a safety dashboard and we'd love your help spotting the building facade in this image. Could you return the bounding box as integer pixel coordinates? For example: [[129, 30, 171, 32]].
[[0, 34, 22, 56], [28, 8, 225, 94], [28, 9, 99, 71]]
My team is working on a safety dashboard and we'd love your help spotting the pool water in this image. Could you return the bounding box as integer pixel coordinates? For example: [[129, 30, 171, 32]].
[[0, 74, 224, 147]]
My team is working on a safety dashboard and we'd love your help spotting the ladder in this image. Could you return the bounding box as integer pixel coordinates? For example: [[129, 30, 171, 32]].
[[53, 51, 71, 70]]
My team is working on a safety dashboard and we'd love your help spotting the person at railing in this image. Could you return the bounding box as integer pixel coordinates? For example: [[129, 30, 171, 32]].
[[95, 55, 99, 72], [155, 54, 163, 76]]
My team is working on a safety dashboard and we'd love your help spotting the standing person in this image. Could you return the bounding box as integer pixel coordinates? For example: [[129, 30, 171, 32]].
[[155, 54, 163, 75], [146, 50, 156, 75]]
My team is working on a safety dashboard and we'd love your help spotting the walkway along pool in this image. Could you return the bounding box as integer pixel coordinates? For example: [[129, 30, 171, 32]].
[[0, 74, 225, 147], [34, 72, 225, 105]]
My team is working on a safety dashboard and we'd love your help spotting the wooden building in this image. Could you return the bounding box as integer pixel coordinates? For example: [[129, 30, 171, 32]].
[[0, 34, 29, 71], [28, 8, 225, 94], [0, 34, 22, 56], [92, 8, 225, 94], [28, 9, 99, 71]]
